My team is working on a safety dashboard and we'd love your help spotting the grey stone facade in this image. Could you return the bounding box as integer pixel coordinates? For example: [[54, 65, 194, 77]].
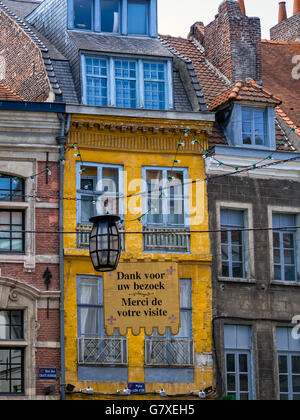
[[208, 174, 300, 400]]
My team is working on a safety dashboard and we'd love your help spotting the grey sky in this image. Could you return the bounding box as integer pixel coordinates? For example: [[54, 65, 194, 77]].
[[158, 0, 294, 39]]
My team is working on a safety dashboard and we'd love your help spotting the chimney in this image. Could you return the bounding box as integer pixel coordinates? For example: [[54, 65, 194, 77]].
[[271, 0, 300, 41], [294, 0, 300, 15], [203, 1, 262, 83], [278, 2, 287, 23], [238, 0, 246, 17]]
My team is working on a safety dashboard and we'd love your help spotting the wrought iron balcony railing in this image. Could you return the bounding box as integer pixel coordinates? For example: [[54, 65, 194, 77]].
[[145, 339, 194, 366], [143, 227, 191, 253], [78, 337, 127, 365]]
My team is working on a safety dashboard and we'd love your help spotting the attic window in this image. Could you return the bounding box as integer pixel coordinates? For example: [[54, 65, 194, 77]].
[[128, 0, 149, 35], [69, 0, 157, 36], [242, 108, 267, 146], [101, 0, 120, 33]]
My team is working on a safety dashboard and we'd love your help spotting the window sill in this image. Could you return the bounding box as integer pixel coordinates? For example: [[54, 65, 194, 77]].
[[144, 364, 194, 369], [271, 280, 300, 287], [78, 363, 128, 368], [218, 277, 256, 284], [0, 340, 28, 347]]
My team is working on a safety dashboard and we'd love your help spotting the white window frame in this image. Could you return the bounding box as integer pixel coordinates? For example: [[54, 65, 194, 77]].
[[142, 166, 190, 228], [216, 201, 255, 282], [268, 205, 300, 285], [76, 161, 124, 224]]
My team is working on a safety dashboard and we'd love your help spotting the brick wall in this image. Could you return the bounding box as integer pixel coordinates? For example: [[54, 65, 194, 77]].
[[202, 0, 262, 83], [0, 9, 51, 101], [270, 13, 300, 41]]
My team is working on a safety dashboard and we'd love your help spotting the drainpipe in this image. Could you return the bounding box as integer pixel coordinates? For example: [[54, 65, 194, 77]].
[[56, 113, 71, 401]]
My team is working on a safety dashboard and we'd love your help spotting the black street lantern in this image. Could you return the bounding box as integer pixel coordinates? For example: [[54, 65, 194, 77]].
[[89, 215, 121, 272]]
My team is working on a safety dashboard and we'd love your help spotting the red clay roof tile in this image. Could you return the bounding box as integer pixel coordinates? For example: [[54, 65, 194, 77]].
[[0, 81, 24, 101]]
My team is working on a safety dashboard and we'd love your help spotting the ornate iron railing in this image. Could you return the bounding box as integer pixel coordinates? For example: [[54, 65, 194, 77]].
[[145, 339, 194, 366], [78, 337, 127, 365], [143, 227, 191, 253]]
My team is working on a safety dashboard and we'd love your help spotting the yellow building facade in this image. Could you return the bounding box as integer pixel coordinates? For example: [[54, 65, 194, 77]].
[[63, 108, 214, 400]]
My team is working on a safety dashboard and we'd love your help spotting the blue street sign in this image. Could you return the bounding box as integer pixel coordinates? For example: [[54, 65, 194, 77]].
[[38, 367, 57, 380], [128, 383, 146, 394]]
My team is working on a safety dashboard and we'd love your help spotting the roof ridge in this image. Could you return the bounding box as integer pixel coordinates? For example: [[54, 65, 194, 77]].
[[0, 0, 62, 96], [261, 39, 300, 46]]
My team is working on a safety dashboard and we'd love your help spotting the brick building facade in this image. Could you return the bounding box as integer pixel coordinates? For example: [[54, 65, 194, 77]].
[[0, 85, 65, 399]]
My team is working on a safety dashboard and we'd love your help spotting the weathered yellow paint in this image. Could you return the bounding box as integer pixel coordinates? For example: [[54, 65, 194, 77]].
[[64, 114, 214, 400]]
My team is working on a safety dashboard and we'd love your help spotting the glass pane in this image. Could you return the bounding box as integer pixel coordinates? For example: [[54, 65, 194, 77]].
[[273, 232, 280, 248], [222, 262, 229, 277], [284, 250, 295, 265], [80, 308, 99, 336], [240, 393, 249, 400], [279, 356, 288, 374], [0, 212, 10, 224], [274, 265, 282, 281], [227, 374, 236, 392], [81, 196, 96, 223], [74, 0, 92, 30], [0, 326, 9, 340], [280, 394, 289, 400], [0, 380, 10, 394], [227, 354, 235, 373], [239, 354, 248, 373], [283, 233, 294, 249], [242, 134, 252, 145], [11, 240, 23, 252], [232, 263, 243, 278], [231, 231, 242, 245], [293, 376, 300, 393], [221, 230, 228, 244], [242, 109, 252, 122], [285, 266, 296, 282], [292, 357, 300, 374], [128, 1, 148, 35], [80, 279, 99, 305], [239, 374, 249, 392], [273, 249, 281, 264], [232, 245, 243, 262], [11, 380, 22, 393], [101, 0, 120, 33], [279, 375, 289, 393]]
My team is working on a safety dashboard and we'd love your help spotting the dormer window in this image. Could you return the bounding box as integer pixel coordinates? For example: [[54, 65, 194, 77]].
[[69, 0, 157, 37], [219, 104, 276, 150], [82, 54, 173, 110]]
